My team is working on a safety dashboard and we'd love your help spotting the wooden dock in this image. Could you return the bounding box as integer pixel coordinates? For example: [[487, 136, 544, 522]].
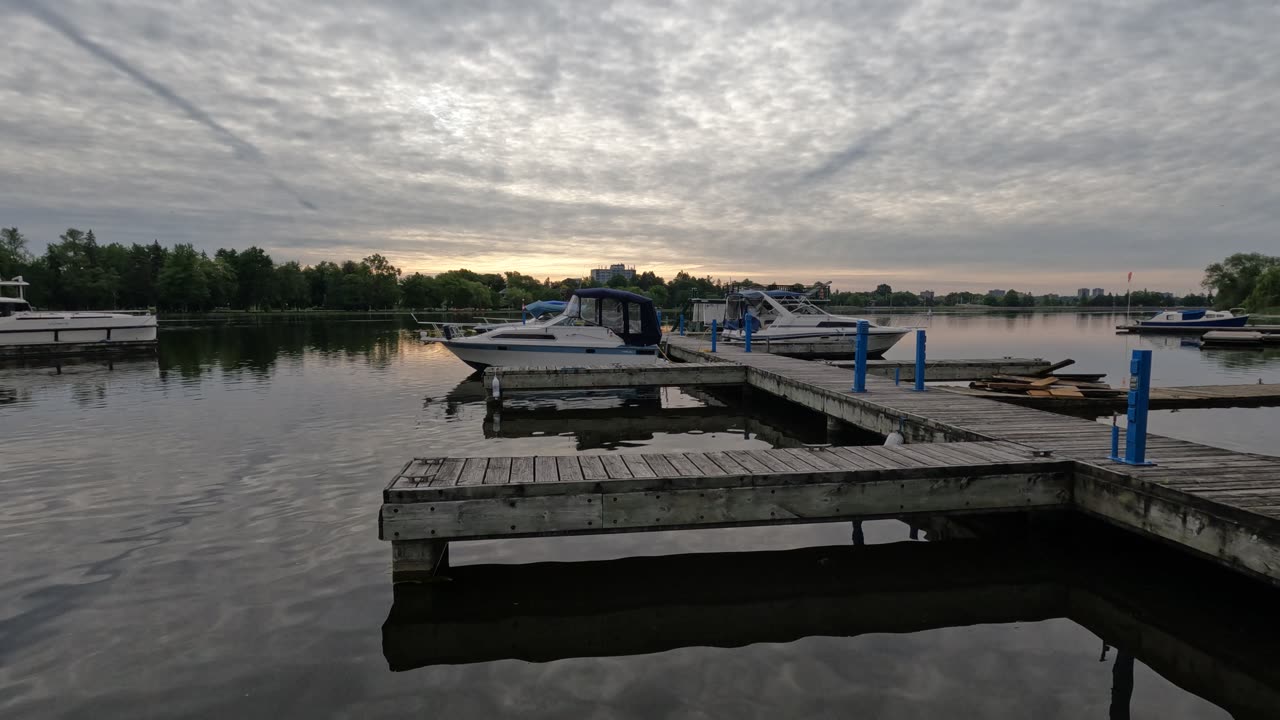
[[381, 442, 1070, 580], [942, 382, 1280, 412], [656, 335, 1280, 586]]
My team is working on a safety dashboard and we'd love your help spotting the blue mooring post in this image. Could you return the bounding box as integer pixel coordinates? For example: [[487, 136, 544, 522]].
[[1111, 419, 1120, 459], [744, 311, 753, 353], [710, 319, 718, 353], [894, 367, 901, 385], [522, 309, 527, 325], [852, 320, 868, 392], [678, 314, 685, 336], [1111, 349, 1155, 465], [914, 329, 927, 391]]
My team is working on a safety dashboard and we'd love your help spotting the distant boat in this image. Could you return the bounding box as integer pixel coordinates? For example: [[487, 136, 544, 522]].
[[1138, 309, 1249, 329], [720, 290, 910, 357], [0, 276, 157, 347], [428, 288, 662, 370]]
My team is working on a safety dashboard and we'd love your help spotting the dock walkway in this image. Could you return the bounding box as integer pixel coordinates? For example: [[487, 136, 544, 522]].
[[660, 335, 1280, 584]]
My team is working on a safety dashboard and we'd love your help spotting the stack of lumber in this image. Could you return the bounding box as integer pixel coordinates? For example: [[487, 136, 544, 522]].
[[967, 359, 1121, 399]]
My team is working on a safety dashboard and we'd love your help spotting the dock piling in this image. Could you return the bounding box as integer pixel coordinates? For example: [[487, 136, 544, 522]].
[[711, 320, 718, 352], [852, 320, 868, 393], [914, 329, 927, 392], [744, 311, 753, 353], [1112, 349, 1156, 466], [679, 314, 685, 336]]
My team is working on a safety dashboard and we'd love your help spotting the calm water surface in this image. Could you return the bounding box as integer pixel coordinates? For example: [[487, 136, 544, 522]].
[[2, 312, 1278, 718]]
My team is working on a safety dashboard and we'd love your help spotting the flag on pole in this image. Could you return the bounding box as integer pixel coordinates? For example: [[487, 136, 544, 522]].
[[1127, 271, 1133, 283]]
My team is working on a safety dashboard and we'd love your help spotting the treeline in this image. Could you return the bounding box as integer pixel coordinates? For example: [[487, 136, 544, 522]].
[[1202, 253, 1280, 312], [0, 227, 724, 312], [827, 284, 1209, 308]]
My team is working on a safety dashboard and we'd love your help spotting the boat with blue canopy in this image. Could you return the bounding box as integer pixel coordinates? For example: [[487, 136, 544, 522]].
[[430, 288, 663, 370], [1138, 309, 1249, 329]]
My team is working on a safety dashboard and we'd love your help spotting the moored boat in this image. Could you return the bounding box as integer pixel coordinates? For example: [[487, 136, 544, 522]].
[[1138, 309, 1249, 329], [433, 288, 662, 370], [0, 277, 158, 348], [720, 290, 910, 357]]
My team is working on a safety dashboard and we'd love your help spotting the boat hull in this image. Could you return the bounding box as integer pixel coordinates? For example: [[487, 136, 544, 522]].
[[0, 315, 157, 346], [1138, 317, 1250, 329], [441, 341, 661, 370], [722, 329, 908, 357]]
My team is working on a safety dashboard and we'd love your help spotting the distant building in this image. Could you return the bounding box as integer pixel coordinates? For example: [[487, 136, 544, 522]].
[[590, 263, 636, 284], [1077, 288, 1090, 300], [919, 290, 935, 303], [987, 289, 1006, 298], [1043, 293, 1059, 303], [1091, 288, 1105, 297]]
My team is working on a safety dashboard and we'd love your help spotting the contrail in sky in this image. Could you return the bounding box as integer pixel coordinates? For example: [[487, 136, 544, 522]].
[[18, 0, 318, 211]]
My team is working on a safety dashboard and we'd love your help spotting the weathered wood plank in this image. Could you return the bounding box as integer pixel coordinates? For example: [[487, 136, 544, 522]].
[[534, 456, 559, 483], [645, 453, 682, 478], [456, 458, 489, 486], [427, 458, 466, 487], [684, 452, 733, 476], [483, 457, 512, 485], [600, 454, 633, 479], [383, 495, 602, 540], [579, 455, 609, 481], [557, 456, 585, 483], [622, 454, 658, 479], [509, 456, 535, 485]]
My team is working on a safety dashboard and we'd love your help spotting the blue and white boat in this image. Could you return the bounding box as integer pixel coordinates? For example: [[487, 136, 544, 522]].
[[1138, 309, 1250, 329], [721, 290, 910, 357], [432, 288, 662, 370]]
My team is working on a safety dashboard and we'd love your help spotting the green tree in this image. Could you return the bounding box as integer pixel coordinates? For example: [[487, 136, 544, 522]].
[[606, 273, 630, 289], [400, 273, 440, 308], [1245, 266, 1280, 312], [1202, 253, 1280, 309], [363, 254, 401, 309], [157, 244, 210, 311], [234, 246, 275, 309], [644, 284, 669, 306], [204, 254, 237, 309], [1, 227, 29, 278], [274, 261, 310, 309]]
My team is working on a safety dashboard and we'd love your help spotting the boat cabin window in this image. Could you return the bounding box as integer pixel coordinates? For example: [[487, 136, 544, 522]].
[[1, 301, 28, 316]]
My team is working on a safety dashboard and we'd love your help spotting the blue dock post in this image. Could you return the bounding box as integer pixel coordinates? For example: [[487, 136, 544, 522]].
[[914, 329, 927, 391], [894, 367, 900, 386], [657, 309, 662, 329], [1111, 349, 1156, 466], [678, 314, 685, 337], [710, 320, 718, 352], [744, 311, 753, 353], [852, 320, 868, 393], [1110, 418, 1120, 460]]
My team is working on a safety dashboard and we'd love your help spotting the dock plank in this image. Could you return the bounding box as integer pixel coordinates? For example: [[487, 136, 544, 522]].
[[556, 456, 585, 483], [579, 455, 608, 481], [456, 458, 489, 486], [509, 457, 535, 485], [483, 457, 512, 485], [534, 456, 559, 483]]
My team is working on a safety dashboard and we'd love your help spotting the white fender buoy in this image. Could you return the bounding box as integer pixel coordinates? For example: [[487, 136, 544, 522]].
[[491, 376, 501, 399], [884, 431, 904, 446]]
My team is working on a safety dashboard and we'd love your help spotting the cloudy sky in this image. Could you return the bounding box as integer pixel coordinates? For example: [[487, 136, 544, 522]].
[[1, 0, 1276, 293]]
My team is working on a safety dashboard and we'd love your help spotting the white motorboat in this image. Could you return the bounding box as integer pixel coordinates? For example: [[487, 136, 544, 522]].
[[429, 288, 662, 370], [0, 277, 157, 347], [721, 290, 909, 357], [416, 300, 567, 342], [1138, 308, 1249, 329]]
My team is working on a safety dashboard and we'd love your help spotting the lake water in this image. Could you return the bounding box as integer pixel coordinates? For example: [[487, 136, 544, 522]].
[[2, 312, 1278, 719]]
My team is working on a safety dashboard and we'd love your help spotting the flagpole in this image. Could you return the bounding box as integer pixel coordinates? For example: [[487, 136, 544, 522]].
[[1126, 272, 1132, 319]]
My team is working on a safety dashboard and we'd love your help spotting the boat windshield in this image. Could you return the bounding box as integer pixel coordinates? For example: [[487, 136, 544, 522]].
[[0, 300, 30, 316]]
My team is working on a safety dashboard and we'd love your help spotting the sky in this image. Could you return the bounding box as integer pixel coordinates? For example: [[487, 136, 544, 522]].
[[1, 0, 1277, 295]]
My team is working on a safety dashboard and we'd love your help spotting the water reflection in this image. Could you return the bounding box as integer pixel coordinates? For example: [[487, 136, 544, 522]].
[[384, 514, 1280, 719]]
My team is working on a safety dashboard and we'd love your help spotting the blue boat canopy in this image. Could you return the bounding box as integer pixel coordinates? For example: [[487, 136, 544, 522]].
[[569, 288, 661, 346], [1180, 309, 1207, 320], [524, 300, 566, 317]]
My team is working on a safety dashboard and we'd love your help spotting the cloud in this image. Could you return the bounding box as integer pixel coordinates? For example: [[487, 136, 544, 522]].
[[13, 0, 316, 211], [0, 0, 1277, 291]]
